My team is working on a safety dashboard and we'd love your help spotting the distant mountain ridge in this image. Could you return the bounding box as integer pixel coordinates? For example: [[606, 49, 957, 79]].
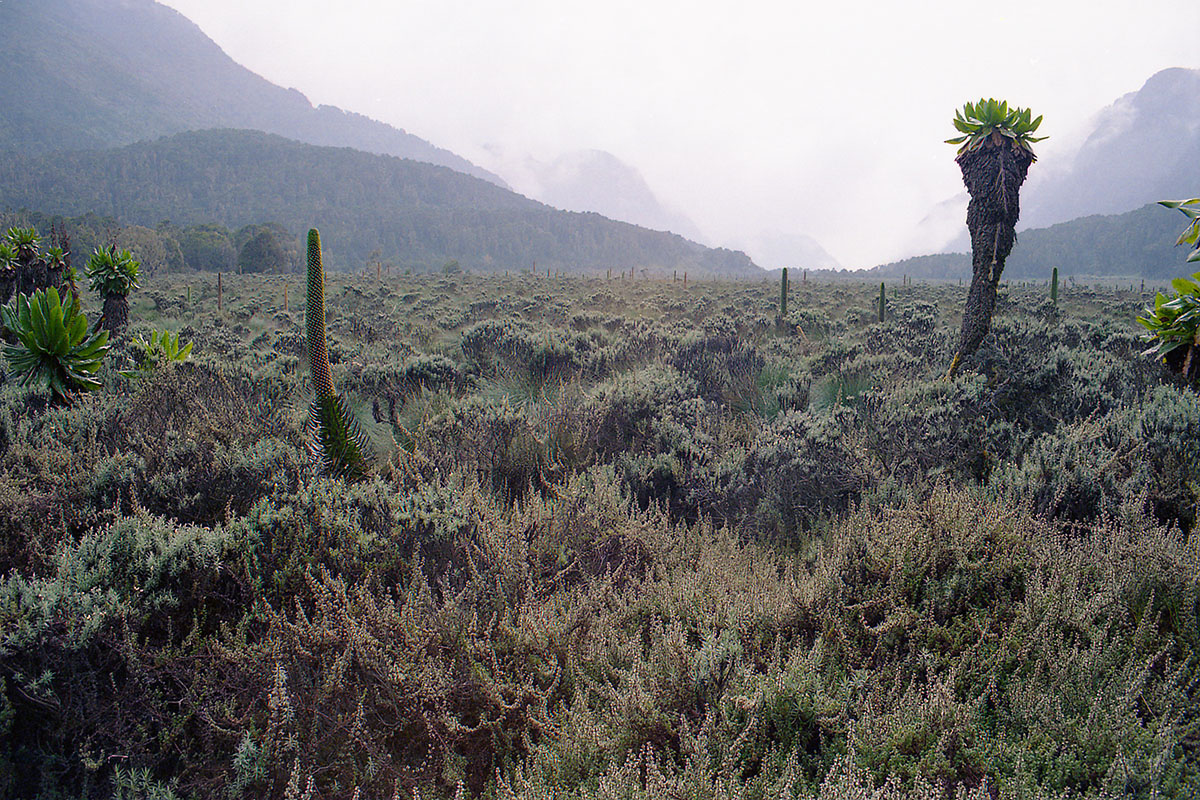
[[0, 129, 760, 276], [0, 0, 506, 186], [1021, 68, 1200, 230], [869, 203, 1188, 281]]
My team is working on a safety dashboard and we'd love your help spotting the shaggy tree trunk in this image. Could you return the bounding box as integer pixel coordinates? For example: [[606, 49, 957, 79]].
[[950, 141, 1033, 373], [101, 293, 129, 333], [1, 256, 67, 308], [1165, 337, 1200, 384], [0, 271, 13, 307], [14, 253, 49, 298]]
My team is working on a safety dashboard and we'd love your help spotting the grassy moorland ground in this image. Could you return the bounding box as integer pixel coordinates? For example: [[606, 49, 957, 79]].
[[0, 272, 1197, 799]]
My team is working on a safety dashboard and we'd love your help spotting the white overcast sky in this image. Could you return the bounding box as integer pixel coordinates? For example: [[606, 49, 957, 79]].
[[159, 0, 1199, 267]]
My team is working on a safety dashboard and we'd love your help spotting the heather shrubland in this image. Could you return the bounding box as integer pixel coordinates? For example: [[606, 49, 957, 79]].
[[0, 272, 1197, 799]]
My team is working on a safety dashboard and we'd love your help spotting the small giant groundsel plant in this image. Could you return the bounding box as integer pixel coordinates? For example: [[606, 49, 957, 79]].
[[1, 286, 110, 402], [86, 245, 140, 333], [1137, 273, 1200, 381], [946, 99, 1045, 373], [1136, 199, 1200, 382], [121, 328, 193, 377], [305, 228, 370, 479]]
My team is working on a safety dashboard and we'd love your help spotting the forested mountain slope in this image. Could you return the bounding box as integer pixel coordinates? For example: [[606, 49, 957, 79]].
[[0, 0, 505, 186], [0, 129, 759, 274]]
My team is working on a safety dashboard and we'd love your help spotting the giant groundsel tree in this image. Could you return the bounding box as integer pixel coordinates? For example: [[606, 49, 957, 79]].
[[0, 226, 69, 306], [85, 245, 140, 333], [946, 99, 1045, 373]]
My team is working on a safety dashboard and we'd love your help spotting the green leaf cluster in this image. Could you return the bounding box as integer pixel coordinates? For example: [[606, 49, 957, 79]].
[[5, 227, 41, 259], [1137, 201, 1200, 368], [946, 98, 1046, 157], [85, 245, 140, 297], [0, 243, 16, 272], [44, 246, 67, 268], [1159, 198, 1200, 263], [121, 328, 193, 377], [1, 286, 110, 400], [1136, 272, 1200, 360]]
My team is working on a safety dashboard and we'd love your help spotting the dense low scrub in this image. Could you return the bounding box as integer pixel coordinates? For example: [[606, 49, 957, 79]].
[[0, 273, 1196, 798]]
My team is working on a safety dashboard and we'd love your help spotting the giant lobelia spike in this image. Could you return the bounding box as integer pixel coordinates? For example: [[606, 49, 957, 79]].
[[305, 229, 370, 479]]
